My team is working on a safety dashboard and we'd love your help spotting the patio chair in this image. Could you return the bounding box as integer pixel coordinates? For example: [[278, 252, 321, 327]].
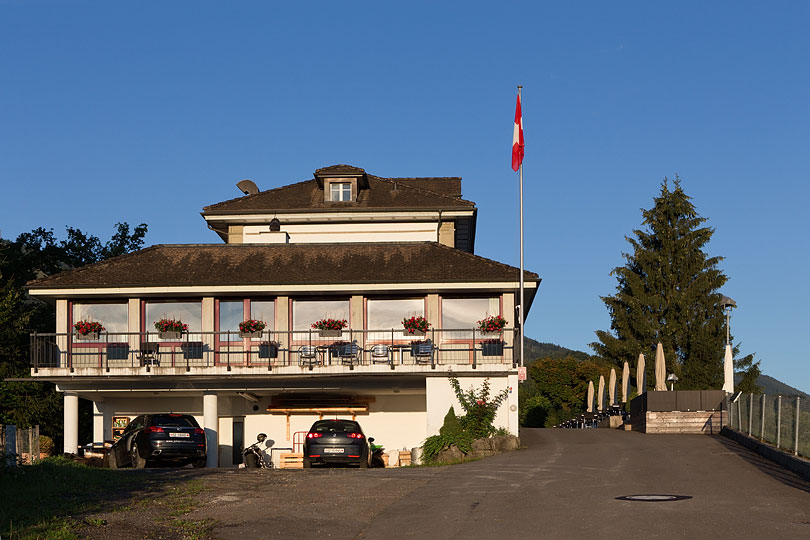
[[336, 341, 361, 369], [410, 339, 434, 367], [369, 344, 393, 368], [138, 342, 160, 369], [298, 345, 319, 370]]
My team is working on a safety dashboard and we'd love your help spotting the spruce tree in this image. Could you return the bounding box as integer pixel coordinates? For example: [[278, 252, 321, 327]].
[[591, 178, 728, 390]]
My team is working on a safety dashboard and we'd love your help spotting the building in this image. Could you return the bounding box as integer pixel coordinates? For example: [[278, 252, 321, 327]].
[[28, 164, 540, 466]]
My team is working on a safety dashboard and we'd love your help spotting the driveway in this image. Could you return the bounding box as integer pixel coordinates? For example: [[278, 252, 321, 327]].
[[82, 429, 810, 540]]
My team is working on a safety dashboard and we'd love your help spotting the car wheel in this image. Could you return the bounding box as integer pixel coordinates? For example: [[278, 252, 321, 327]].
[[302, 457, 312, 469], [359, 458, 369, 469], [245, 453, 259, 468], [107, 450, 118, 469], [130, 443, 147, 469], [192, 459, 207, 468]]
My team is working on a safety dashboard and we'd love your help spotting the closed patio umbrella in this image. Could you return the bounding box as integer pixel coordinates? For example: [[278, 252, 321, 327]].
[[723, 344, 734, 393], [654, 342, 667, 391], [597, 375, 605, 411], [636, 353, 647, 395], [586, 380, 595, 413], [622, 361, 631, 403], [609, 368, 617, 405]]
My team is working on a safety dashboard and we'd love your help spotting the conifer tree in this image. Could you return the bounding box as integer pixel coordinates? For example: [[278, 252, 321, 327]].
[[591, 178, 729, 390]]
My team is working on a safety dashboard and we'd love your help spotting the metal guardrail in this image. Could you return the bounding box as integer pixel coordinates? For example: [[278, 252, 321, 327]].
[[30, 328, 517, 373], [728, 393, 807, 459]]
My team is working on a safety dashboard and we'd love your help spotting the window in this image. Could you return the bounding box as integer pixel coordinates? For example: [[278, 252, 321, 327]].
[[72, 302, 128, 340], [330, 182, 352, 202], [145, 301, 202, 340], [441, 297, 500, 339], [218, 299, 275, 341], [367, 299, 424, 329], [292, 299, 349, 331]]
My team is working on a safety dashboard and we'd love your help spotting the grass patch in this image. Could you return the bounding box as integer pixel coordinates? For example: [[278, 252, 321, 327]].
[[0, 456, 140, 539]]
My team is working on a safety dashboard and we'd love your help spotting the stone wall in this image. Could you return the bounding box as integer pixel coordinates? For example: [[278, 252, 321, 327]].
[[434, 435, 520, 463]]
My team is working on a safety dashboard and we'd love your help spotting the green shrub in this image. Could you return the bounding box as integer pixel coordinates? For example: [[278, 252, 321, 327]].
[[449, 374, 509, 439], [39, 435, 55, 456], [422, 407, 472, 463]]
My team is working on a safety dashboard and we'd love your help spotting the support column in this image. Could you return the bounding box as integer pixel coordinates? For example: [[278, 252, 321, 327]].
[[92, 400, 105, 443], [507, 373, 519, 435], [203, 392, 219, 468], [63, 392, 79, 455]]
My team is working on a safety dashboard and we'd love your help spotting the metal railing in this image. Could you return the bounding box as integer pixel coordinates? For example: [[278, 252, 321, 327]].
[[728, 393, 808, 459], [30, 328, 516, 373]]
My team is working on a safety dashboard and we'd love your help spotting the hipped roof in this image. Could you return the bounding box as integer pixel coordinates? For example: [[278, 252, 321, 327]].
[[27, 243, 539, 290]]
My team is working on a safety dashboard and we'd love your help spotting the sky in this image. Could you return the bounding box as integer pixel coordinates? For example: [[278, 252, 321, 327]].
[[1, 1, 808, 393]]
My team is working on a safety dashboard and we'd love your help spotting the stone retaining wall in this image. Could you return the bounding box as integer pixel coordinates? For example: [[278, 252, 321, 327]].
[[632, 410, 725, 434], [434, 435, 520, 463]]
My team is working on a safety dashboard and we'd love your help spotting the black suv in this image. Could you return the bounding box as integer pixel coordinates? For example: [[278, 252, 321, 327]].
[[303, 419, 373, 468], [108, 414, 206, 468]]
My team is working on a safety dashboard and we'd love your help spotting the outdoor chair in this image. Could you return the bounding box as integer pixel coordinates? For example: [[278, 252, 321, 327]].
[[335, 341, 361, 369], [369, 344, 393, 368], [298, 345, 319, 370], [410, 339, 435, 367], [138, 342, 160, 369]]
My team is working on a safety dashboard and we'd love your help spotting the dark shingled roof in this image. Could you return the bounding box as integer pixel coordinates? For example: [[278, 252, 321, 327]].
[[203, 172, 471, 214], [27, 243, 538, 289]]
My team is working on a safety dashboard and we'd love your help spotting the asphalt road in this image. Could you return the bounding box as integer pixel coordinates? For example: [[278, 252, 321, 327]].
[[173, 429, 810, 540]]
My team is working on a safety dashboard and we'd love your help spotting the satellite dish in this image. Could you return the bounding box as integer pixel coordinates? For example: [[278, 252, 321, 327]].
[[236, 179, 259, 196]]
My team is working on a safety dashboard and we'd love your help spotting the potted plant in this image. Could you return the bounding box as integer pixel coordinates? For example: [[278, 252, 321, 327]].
[[311, 318, 347, 337], [402, 316, 430, 337], [259, 340, 280, 359], [477, 315, 507, 337], [239, 319, 266, 338], [481, 339, 504, 356], [154, 318, 188, 339], [74, 320, 104, 340]]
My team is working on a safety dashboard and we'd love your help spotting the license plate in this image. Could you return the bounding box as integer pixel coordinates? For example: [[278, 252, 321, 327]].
[[169, 432, 190, 438], [323, 447, 344, 454]]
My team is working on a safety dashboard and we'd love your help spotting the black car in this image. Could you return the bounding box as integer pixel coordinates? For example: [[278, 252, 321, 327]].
[[108, 413, 207, 469], [302, 419, 373, 468]]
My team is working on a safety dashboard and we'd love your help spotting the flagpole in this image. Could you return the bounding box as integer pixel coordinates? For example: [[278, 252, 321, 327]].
[[518, 85, 524, 369]]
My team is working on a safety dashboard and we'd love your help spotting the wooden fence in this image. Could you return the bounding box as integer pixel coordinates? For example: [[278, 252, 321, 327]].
[[1, 425, 41, 466]]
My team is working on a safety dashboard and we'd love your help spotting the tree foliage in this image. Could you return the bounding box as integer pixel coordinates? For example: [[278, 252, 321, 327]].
[[590, 178, 746, 390], [0, 222, 147, 446]]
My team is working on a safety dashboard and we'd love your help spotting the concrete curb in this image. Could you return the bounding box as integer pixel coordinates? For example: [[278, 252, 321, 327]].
[[721, 426, 810, 482]]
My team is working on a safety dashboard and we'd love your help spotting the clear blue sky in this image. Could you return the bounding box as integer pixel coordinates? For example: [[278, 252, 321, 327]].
[[1, 1, 808, 393]]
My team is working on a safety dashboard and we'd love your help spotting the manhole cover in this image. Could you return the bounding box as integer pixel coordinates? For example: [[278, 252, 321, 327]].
[[615, 494, 692, 502]]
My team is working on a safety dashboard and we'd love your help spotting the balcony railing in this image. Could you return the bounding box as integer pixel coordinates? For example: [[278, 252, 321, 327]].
[[30, 328, 516, 373]]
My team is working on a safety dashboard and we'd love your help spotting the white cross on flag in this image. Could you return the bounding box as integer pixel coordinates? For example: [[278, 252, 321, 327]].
[[511, 93, 524, 172]]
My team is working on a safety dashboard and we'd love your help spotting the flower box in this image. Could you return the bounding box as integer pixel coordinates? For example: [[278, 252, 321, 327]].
[[403, 329, 426, 337], [477, 315, 508, 334], [311, 318, 348, 336], [239, 319, 266, 337], [75, 331, 99, 341], [107, 343, 130, 360], [481, 341, 504, 356], [74, 320, 104, 340], [154, 318, 188, 339], [240, 330, 263, 339], [259, 342, 279, 359], [478, 332, 503, 339], [319, 329, 343, 338], [158, 331, 181, 340]]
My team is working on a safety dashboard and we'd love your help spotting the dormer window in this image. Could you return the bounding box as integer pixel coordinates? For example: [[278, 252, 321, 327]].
[[330, 182, 352, 202]]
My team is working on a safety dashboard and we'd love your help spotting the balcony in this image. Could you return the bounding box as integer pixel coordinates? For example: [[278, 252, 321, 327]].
[[30, 328, 517, 376]]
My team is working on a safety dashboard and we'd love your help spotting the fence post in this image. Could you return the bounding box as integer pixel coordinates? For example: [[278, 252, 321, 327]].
[[737, 399, 742, 431], [748, 393, 753, 436], [34, 425, 40, 462], [777, 395, 782, 448], [795, 396, 801, 456], [760, 394, 766, 440]]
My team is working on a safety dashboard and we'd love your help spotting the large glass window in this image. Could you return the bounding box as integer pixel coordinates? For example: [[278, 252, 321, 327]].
[[72, 302, 128, 339], [219, 300, 244, 341], [250, 301, 275, 328], [292, 299, 349, 331], [441, 297, 500, 339], [367, 299, 424, 329], [145, 301, 202, 340]]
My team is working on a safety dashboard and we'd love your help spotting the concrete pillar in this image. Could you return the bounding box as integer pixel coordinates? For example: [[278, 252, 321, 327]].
[[350, 295, 364, 348], [56, 299, 69, 368], [63, 392, 79, 454], [501, 293, 515, 364], [92, 400, 105, 443], [202, 297, 215, 363], [203, 392, 219, 468], [276, 296, 289, 352]]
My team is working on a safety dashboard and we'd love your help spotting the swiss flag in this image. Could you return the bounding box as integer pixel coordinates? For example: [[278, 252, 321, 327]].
[[511, 93, 524, 172]]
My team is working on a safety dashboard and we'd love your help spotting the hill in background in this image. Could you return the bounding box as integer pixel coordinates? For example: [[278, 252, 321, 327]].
[[525, 336, 808, 397]]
